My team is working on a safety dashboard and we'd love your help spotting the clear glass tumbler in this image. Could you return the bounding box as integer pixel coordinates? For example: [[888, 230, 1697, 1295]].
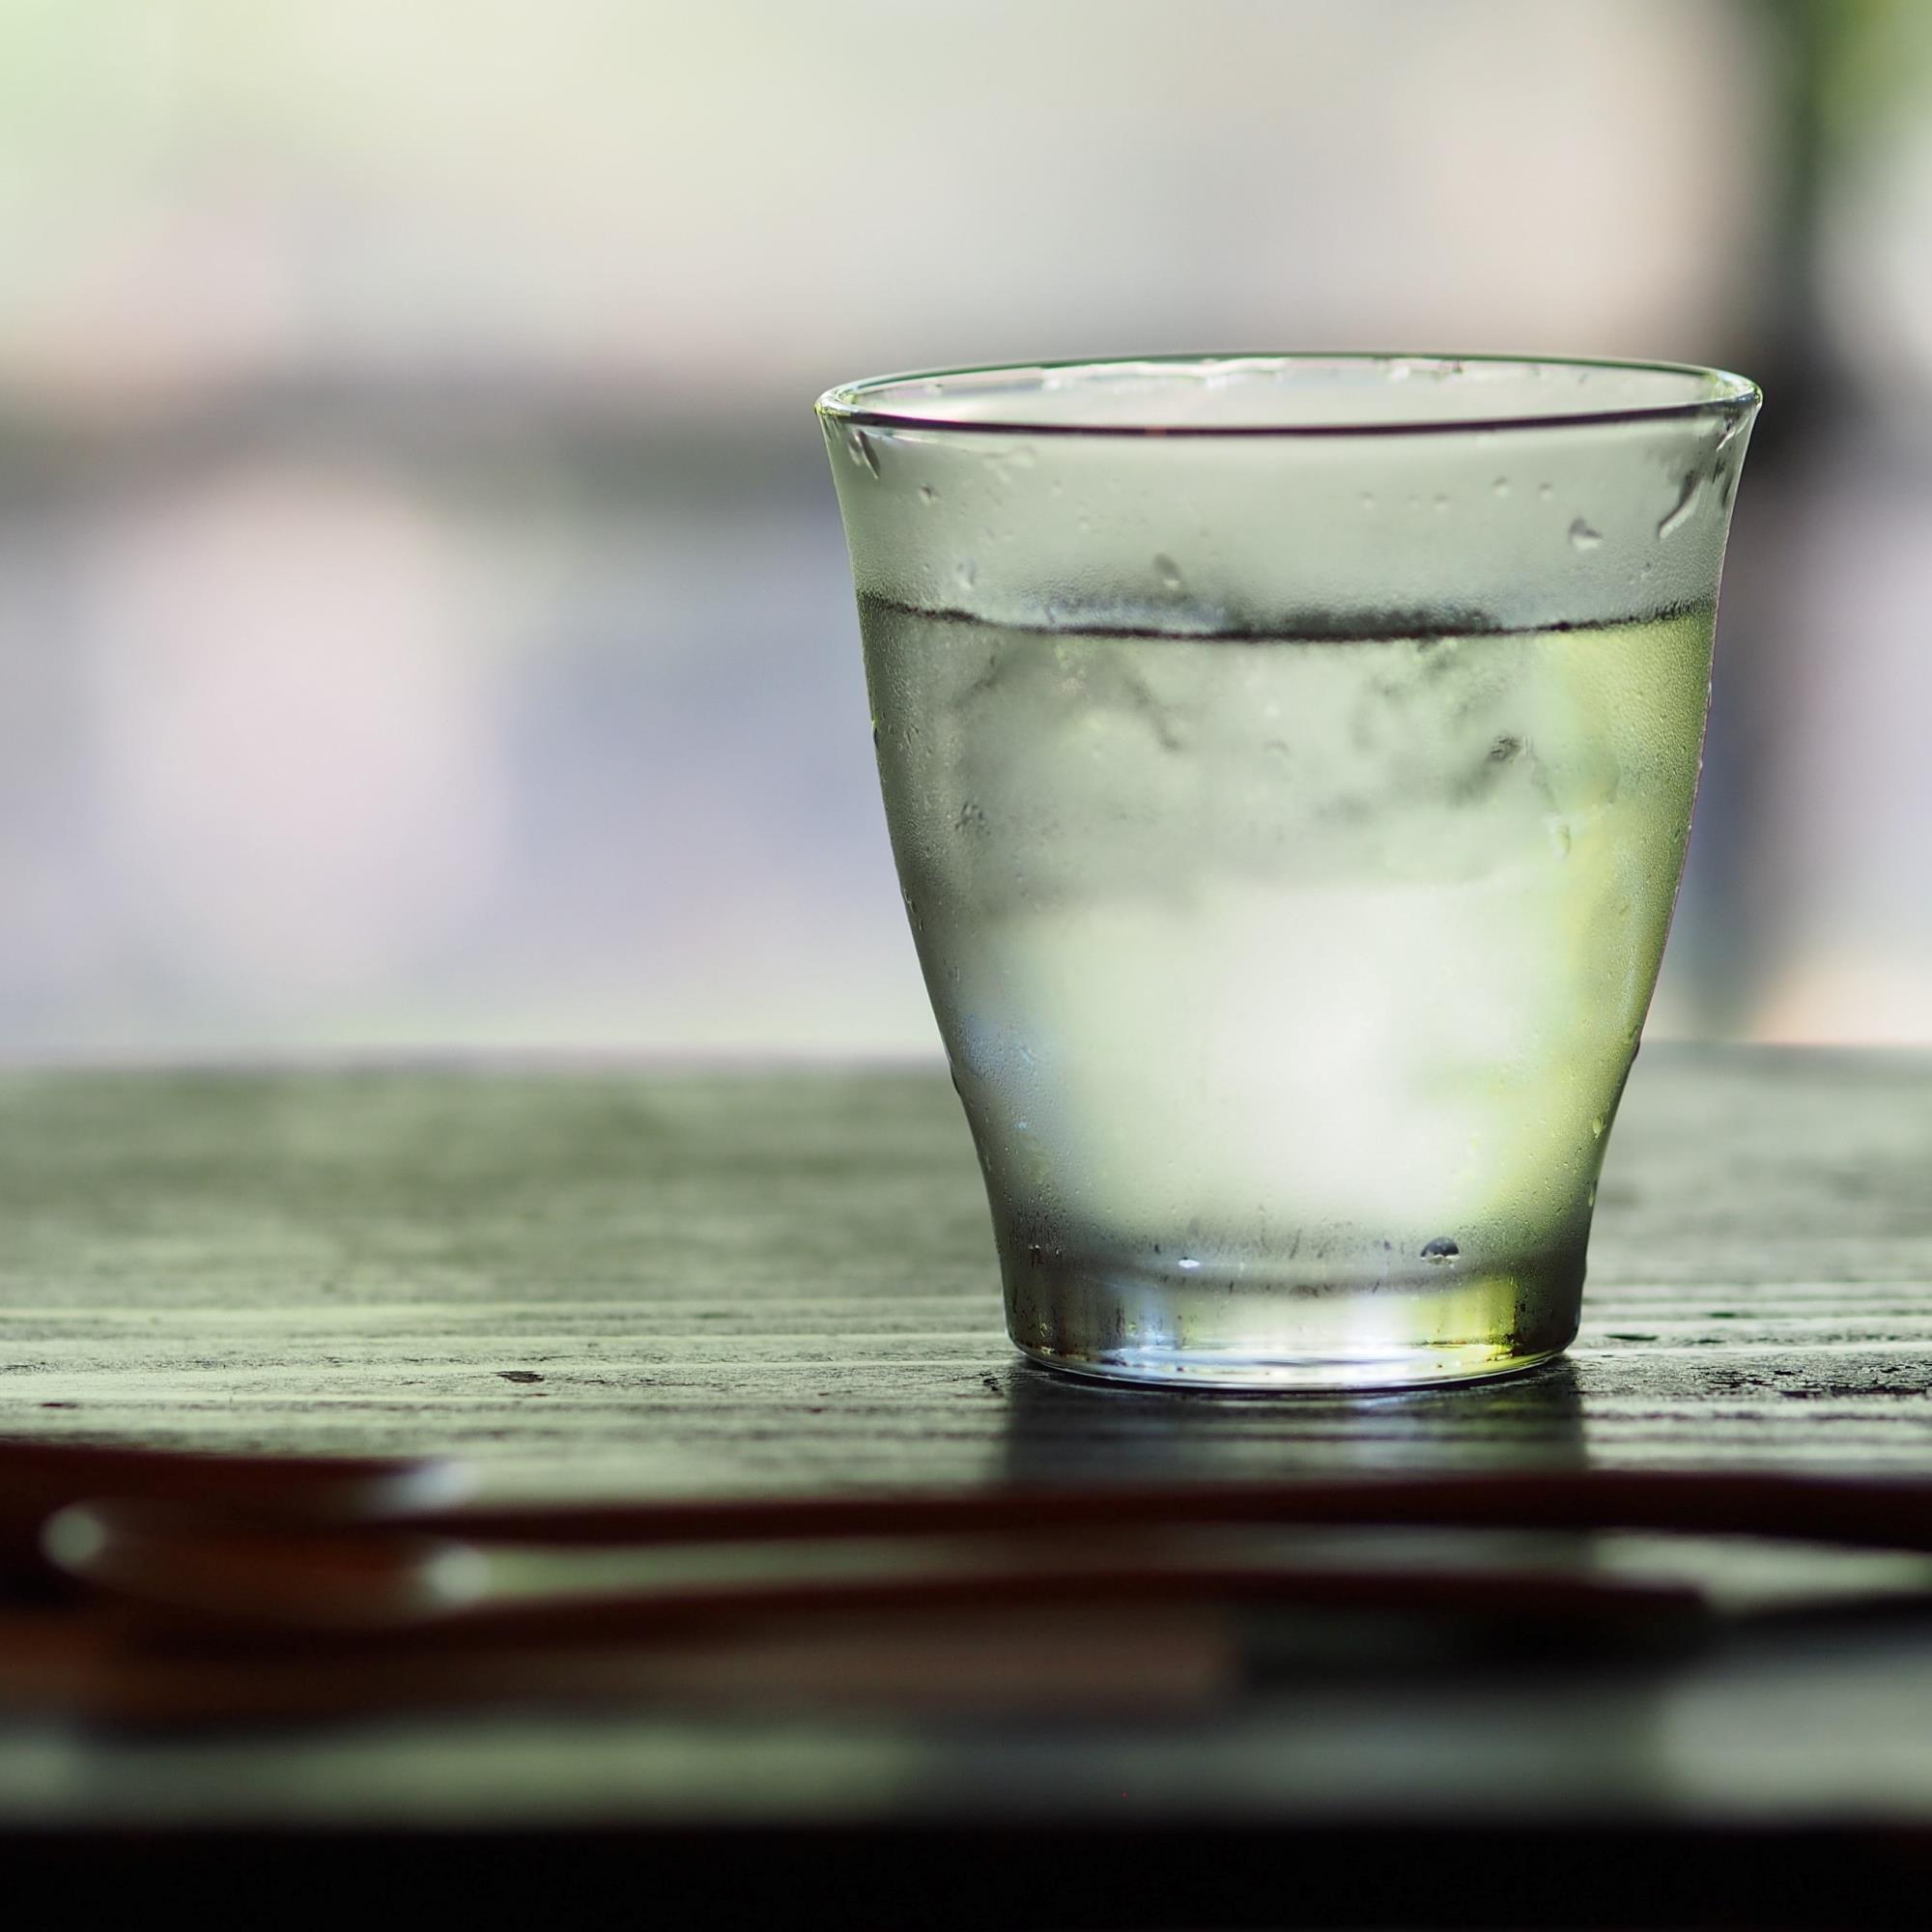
[[819, 355, 1758, 1390]]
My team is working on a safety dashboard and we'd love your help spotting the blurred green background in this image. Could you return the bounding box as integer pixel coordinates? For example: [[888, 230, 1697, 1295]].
[[1, 0, 1927, 1055]]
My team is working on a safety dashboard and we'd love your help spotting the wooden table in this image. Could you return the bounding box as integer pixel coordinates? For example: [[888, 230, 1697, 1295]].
[[1, 1045, 1929, 1925]]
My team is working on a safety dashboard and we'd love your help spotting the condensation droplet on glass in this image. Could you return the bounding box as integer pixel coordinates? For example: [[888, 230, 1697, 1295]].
[[1568, 517, 1603, 551], [1537, 482, 1553, 502], [1549, 819, 1573, 861], [955, 558, 978, 588], [1178, 1256, 1202, 1272], [1492, 476, 1511, 498], [918, 484, 937, 505], [1590, 1115, 1606, 1139], [1433, 494, 1449, 514], [846, 428, 881, 477], [1656, 469, 1700, 540], [1153, 554, 1184, 592], [1421, 1237, 1460, 1264]]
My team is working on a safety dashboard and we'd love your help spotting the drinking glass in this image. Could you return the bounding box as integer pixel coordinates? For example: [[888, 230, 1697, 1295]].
[[819, 355, 1758, 1390]]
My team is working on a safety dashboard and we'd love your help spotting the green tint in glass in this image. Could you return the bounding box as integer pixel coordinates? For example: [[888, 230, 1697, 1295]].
[[821, 355, 1759, 1390]]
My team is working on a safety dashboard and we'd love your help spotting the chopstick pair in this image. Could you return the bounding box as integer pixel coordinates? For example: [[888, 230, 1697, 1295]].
[[11, 1442, 1932, 1726], [15, 1446, 1932, 1637]]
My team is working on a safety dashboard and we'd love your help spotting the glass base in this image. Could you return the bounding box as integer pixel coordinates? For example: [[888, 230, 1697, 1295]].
[[1004, 1250, 1582, 1393], [1015, 1336, 1566, 1392]]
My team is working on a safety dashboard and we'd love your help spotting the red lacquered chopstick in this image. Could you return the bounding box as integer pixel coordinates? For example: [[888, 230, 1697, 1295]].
[[413, 1470, 1932, 1554]]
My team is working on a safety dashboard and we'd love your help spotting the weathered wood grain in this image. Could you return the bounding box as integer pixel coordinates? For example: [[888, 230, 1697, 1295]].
[[0, 1048, 1927, 1491], [0, 1046, 1928, 1920]]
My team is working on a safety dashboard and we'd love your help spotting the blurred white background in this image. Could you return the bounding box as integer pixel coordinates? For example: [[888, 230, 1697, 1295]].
[[1, 0, 1927, 1054]]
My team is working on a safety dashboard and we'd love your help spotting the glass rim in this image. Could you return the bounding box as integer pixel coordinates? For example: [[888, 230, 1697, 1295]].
[[815, 352, 1762, 440]]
